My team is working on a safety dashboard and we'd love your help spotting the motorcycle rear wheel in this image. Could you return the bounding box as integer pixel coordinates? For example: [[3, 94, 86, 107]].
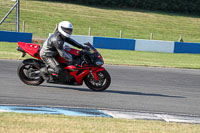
[[84, 70, 111, 91], [17, 59, 44, 86]]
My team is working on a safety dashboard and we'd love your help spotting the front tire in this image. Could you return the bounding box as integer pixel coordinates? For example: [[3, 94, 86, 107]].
[[17, 59, 44, 86], [84, 70, 111, 91]]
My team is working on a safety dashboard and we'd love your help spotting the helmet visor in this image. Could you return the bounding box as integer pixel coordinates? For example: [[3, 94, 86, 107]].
[[61, 26, 73, 35]]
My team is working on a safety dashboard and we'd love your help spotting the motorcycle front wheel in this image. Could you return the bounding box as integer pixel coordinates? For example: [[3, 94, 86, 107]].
[[17, 59, 44, 86], [84, 70, 111, 91]]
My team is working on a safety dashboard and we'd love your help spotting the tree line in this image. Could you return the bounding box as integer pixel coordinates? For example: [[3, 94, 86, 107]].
[[65, 0, 200, 14]]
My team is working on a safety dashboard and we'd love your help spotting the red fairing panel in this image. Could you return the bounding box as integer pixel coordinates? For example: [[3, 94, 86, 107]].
[[56, 56, 67, 64], [18, 42, 41, 60], [56, 47, 81, 64], [64, 47, 80, 56]]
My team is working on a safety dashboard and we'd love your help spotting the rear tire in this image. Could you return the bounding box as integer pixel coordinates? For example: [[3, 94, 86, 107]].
[[17, 59, 44, 86], [84, 70, 111, 91]]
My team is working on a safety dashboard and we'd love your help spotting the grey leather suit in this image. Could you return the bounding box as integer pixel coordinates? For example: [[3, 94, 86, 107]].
[[40, 31, 84, 75]]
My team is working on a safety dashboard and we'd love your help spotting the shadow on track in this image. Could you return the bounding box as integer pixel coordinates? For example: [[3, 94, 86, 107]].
[[105, 90, 185, 98], [40, 85, 185, 99]]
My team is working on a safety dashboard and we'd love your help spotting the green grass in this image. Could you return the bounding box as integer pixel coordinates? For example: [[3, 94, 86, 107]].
[[1, 42, 200, 69], [0, 42, 32, 60], [0, 112, 200, 133], [0, 0, 200, 42], [98, 49, 200, 69]]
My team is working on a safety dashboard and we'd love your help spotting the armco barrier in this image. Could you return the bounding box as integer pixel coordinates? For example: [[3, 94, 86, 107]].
[[93, 36, 135, 50], [5, 32, 197, 54], [135, 39, 175, 53], [0, 31, 32, 43], [92, 36, 200, 54], [174, 42, 200, 54], [70, 35, 93, 46]]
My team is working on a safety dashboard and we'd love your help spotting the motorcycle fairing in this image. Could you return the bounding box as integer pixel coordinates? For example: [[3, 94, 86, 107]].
[[18, 42, 41, 60], [67, 66, 105, 85], [64, 47, 80, 56]]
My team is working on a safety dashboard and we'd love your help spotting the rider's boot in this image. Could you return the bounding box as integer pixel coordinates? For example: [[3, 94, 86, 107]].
[[40, 67, 51, 81]]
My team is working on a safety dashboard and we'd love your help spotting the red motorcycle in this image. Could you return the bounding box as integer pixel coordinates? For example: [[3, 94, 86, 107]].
[[17, 42, 111, 91]]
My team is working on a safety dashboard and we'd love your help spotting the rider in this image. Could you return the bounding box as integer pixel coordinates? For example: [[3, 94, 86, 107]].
[[40, 21, 85, 81]]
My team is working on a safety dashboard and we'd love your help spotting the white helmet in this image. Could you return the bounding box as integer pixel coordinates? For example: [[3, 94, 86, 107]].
[[58, 21, 73, 38]]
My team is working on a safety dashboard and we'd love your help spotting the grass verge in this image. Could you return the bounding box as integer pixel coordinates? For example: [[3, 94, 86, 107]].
[[1, 42, 200, 69], [1, 0, 200, 42], [0, 112, 200, 133]]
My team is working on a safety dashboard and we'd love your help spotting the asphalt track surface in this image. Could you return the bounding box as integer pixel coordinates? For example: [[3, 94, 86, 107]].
[[0, 59, 200, 116]]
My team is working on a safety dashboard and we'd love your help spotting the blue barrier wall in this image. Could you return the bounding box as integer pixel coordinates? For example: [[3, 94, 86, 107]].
[[174, 42, 200, 54], [93, 37, 135, 50], [0, 31, 32, 43], [2, 31, 198, 54]]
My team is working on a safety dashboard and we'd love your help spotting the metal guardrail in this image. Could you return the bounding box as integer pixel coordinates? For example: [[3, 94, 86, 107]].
[[0, 0, 20, 32]]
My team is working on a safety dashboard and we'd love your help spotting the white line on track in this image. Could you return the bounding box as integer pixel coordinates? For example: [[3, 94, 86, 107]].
[[1, 104, 200, 124], [101, 110, 200, 124]]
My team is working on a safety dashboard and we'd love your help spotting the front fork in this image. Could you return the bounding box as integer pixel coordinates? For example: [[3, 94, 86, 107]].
[[69, 66, 105, 85], [90, 67, 105, 81]]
